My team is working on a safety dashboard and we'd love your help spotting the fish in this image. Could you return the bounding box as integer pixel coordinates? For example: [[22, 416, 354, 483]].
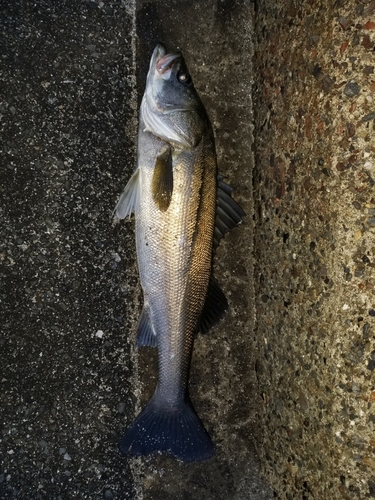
[[115, 43, 245, 462]]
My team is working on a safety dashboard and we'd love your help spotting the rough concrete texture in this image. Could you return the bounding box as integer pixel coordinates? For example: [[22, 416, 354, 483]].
[[1, 1, 138, 498], [253, 0, 375, 498], [1, 1, 272, 499]]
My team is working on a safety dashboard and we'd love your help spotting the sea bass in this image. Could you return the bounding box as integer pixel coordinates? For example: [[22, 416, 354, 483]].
[[115, 44, 244, 462]]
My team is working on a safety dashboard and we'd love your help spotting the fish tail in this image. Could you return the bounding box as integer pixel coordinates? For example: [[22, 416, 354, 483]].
[[120, 392, 214, 462]]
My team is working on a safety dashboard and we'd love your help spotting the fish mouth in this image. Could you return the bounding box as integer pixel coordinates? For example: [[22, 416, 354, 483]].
[[156, 53, 180, 77], [151, 44, 180, 81]]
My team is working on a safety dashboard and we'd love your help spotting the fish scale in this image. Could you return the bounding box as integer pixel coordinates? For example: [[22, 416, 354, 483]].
[[138, 141, 215, 404]]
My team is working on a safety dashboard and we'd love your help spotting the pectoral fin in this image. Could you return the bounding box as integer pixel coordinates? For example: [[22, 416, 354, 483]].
[[114, 168, 140, 219], [151, 147, 173, 212]]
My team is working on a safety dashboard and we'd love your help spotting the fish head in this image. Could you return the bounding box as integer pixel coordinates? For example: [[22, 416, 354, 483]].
[[141, 44, 208, 149], [148, 44, 196, 110]]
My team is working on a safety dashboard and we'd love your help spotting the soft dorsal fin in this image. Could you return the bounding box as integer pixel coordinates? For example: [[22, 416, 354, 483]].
[[213, 176, 246, 249], [199, 276, 228, 334], [114, 168, 140, 219], [151, 146, 173, 212]]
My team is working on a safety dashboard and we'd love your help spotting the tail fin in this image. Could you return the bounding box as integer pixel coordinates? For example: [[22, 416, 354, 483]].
[[120, 393, 214, 462]]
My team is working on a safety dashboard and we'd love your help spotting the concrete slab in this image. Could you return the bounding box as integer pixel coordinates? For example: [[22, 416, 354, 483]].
[[1, 1, 272, 498], [1, 2, 137, 498], [130, 2, 272, 499]]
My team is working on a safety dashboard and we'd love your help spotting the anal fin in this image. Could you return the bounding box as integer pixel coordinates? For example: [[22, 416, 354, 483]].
[[136, 304, 157, 347]]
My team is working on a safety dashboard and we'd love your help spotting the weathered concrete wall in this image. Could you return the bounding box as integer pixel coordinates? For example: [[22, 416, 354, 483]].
[[253, 1, 375, 498]]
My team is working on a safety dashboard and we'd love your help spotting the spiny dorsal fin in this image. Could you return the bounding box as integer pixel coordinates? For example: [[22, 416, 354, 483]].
[[213, 176, 246, 249], [151, 146, 173, 212]]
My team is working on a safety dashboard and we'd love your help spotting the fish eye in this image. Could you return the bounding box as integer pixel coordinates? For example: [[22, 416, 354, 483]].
[[177, 71, 191, 85]]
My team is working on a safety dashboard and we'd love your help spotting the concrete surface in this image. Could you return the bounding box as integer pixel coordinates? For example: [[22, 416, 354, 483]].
[[1, 1, 137, 498], [253, 0, 375, 498], [1, 1, 272, 499]]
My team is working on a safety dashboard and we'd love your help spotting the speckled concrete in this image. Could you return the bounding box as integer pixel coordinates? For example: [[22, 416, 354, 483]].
[[1, 1, 138, 498], [1, 1, 272, 499], [253, 1, 375, 498]]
